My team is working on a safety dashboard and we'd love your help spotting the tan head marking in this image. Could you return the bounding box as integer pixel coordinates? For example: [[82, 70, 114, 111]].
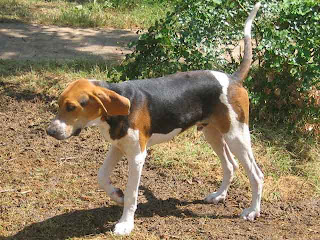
[[47, 79, 131, 140]]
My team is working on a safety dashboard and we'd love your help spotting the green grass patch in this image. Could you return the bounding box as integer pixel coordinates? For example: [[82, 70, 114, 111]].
[[0, 0, 31, 21], [150, 128, 217, 181], [0, 0, 174, 29]]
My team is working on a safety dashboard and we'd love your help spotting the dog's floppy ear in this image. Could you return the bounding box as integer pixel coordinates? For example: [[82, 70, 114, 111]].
[[91, 88, 131, 116]]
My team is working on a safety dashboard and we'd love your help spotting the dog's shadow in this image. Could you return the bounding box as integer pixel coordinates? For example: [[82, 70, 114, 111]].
[[5, 186, 236, 240]]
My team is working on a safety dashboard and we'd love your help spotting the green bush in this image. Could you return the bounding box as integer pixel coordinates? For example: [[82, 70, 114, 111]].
[[120, 0, 238, 79], [119, 0, 319, 134], [248, 0, 319, 132]]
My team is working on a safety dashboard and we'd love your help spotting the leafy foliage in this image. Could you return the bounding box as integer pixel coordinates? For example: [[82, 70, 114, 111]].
[[248, 0, 319, 135], [120, 0, 246, 79], [119, 0, 319, 135]]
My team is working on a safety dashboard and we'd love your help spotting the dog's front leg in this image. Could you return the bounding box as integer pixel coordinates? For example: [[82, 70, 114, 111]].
[[113, 148, 147, 235], [98, 145, 124, 204]]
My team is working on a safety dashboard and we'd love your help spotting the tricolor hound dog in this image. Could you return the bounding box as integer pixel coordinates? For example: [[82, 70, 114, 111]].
[[47, 2, 263, 235]]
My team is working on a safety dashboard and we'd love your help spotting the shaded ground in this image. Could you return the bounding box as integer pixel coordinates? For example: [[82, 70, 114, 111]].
[[0, 23, 138, 61], [0, 23, 319, 240]]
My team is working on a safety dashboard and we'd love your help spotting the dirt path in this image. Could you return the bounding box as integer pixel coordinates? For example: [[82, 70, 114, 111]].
[[0, 23, 138, 60]]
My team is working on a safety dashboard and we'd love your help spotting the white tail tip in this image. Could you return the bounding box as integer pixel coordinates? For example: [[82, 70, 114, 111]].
[[244, 2, 261, 38]]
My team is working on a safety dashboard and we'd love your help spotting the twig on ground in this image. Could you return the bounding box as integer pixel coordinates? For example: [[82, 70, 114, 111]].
[[20, 190, 32, 194]]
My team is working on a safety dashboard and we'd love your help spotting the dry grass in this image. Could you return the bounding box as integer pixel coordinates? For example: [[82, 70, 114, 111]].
[[150, 127, 319, 202]]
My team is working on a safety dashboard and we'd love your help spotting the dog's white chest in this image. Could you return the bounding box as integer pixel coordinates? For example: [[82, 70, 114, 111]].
[[98, 121, 115, 143]]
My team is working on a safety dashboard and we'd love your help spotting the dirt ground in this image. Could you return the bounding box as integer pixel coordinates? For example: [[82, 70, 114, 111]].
[[0, 23, 138, 61], [0, 23, 320, 240]]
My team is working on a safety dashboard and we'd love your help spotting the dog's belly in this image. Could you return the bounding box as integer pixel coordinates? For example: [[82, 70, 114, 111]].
[[147, 128, 182, 147]]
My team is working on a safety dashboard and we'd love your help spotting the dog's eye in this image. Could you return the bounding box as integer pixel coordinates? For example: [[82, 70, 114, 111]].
[[66, 103, 76, 112], [79, 98, 89, 108]]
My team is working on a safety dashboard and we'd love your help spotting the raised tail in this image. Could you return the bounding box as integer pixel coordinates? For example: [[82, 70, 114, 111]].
[[232, 2, 261, 83]]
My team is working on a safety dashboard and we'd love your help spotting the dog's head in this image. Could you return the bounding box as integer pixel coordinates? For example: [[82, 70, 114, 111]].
[[47, 79, 130, 140]]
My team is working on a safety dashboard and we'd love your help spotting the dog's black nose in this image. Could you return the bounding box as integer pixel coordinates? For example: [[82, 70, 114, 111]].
[[46, 127, 57, 137]]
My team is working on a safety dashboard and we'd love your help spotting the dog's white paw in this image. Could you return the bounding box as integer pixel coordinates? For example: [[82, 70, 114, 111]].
[[110, 188, 124, 205], [204, 192, 226, 204], [114, 221, 134, 235], [240, 207, 260, 221]]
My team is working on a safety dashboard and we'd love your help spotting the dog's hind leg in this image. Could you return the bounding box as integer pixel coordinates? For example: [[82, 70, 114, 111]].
[[224, 124, 264, 221], [203, 125, 238, 204], [98, 145, 124, 205]]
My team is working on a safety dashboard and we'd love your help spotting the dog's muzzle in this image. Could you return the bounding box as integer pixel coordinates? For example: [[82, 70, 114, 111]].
[[46, 119, 81, 140], [47, 126, 82, 140]]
